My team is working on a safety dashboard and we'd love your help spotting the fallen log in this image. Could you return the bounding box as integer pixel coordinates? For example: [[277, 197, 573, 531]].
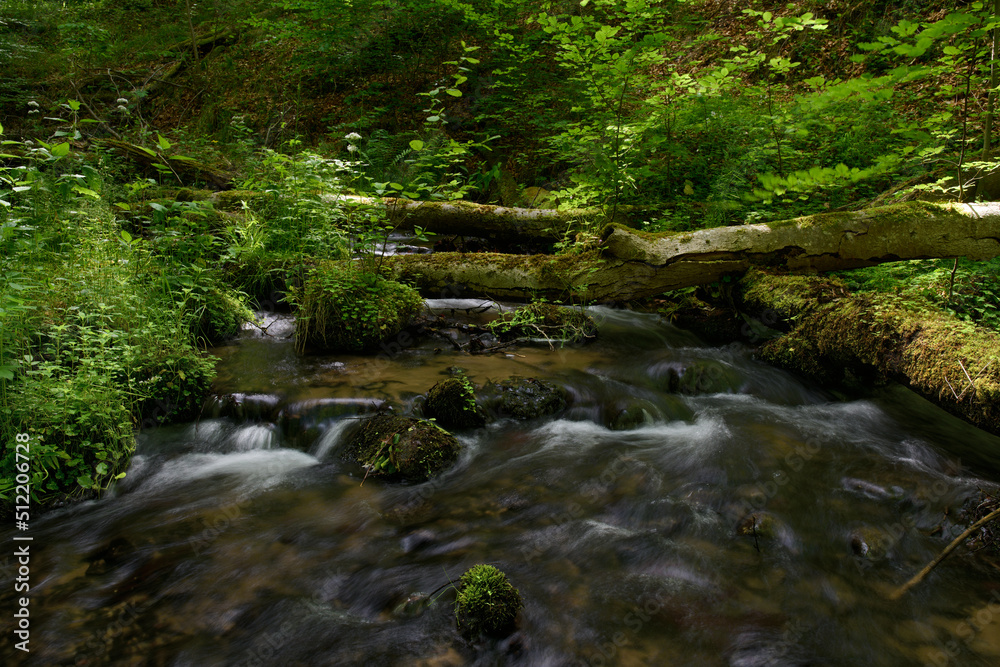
[[323, 195, 638, 243], [738, 267, 1000, 437], [383, 201, 1000, 302], [100, 139, 233, 189]]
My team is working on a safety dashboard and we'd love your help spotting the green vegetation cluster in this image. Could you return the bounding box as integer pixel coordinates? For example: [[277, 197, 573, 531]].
[[290, 261, 424, 352], [0, 124, 222, 506]]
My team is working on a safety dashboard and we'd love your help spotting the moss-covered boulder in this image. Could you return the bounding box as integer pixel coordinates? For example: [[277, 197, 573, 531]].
[[342, 414, 461, 482], [659, 360, 744, 395], [425, 377, 487, 429], [291, 261, 424, 353], [455, 564, 523, 639], [489, 302, 597, 344], [480, 376, 567, 420]]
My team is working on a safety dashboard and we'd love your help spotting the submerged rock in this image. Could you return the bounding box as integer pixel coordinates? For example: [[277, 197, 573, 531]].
[[424, 377, 487, 429], [342, 414, 461, 482], [849, 526, 895, 561], [659, 359, 744, 395], [480, 376, 567, 420], [455, 564, 523, 638]]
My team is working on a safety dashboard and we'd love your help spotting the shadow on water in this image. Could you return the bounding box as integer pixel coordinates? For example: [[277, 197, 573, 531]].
[[3, 306, 1000, 666]]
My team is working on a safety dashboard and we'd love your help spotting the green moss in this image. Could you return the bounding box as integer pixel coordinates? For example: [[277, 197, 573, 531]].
[[343, 414, 462, 482], [195, 285, 256, 345], [290, 261, 424, 353], [454, 564, 522, 638], [425, 377, 486, 429], [749, 273, 1000, 434]]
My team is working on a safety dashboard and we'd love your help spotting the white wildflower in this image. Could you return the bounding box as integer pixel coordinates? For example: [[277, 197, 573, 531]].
[[117, 105, 128, 112], [27, 100, 38, 108], [23, 140, 34, 146], [347, 144, 358, 153], [344, 132, 362, 141], [28, 110, 39, 115], [116, 97, 128, 104]]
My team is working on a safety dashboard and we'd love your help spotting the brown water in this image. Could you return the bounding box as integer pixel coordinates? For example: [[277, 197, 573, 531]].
[[3, 305, 1000, 666]]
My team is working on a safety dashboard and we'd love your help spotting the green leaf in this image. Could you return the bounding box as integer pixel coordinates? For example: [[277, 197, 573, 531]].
[[390, 182, 405, 191], [95, 462, 108, 475], [445, 88, 463, 97], [157, 134, 172, 150], [51, 142, 70, 157], [409, 139, 424, 151], [72, 185, 99, 198], [76, 475, 94, 489]]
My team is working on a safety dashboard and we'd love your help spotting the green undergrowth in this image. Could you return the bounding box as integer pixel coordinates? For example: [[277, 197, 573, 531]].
[[835, 258, 1000, 333], [0, 137, 235, 510]]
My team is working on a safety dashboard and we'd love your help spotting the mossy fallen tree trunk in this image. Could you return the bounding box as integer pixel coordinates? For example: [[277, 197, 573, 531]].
[[738, 268, 1000, 436], [383, 201, 1000, 302], [100, 139, 233, 189], [328, 195, 638, 243]]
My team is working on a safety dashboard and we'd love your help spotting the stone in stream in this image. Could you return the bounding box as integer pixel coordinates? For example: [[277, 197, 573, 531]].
[[849, 525, 895, 561], [479, 376, 568, 420], [424, 377, 487, 429], [342, 414, 461, 482], [454, 564, 523, 639], [659, 359, 745, 395]]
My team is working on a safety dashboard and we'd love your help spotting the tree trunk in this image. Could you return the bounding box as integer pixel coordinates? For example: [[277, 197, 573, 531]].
[[737, 268, 1000, 438], [327, 195, 640, 243], [383, 201, 1000, 302]]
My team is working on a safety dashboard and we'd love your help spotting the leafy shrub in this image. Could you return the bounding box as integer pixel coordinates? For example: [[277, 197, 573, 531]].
[[289, 261, 424, 352]]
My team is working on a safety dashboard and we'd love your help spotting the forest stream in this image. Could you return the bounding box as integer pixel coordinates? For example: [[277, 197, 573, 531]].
[[3, 304, 1000, 666]]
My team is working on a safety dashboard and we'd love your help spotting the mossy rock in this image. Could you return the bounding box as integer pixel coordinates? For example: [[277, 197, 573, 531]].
[[291, 262, 424, 353], [850, 526, 895, 561], [455, 564, 522, 639], [489, 302, 597, 344], [660, 360, 744, 395], [342, 414, 461, 482], [481, 376, 567, 420], [425, 377, 487, 429]]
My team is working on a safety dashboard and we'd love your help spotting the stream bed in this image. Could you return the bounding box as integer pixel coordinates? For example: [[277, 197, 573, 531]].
[[3, 305, 1000, 666]]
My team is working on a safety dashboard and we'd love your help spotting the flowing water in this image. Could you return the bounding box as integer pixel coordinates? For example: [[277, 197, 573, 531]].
[[4, 305, 1000, 666]]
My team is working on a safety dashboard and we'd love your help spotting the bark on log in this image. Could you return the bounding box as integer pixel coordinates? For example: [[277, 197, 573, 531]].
[[100, 139, 233, 189], [325, 195, 638, 243], [383, 202, 1000, 302], [737, 268, 1000, 437]]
